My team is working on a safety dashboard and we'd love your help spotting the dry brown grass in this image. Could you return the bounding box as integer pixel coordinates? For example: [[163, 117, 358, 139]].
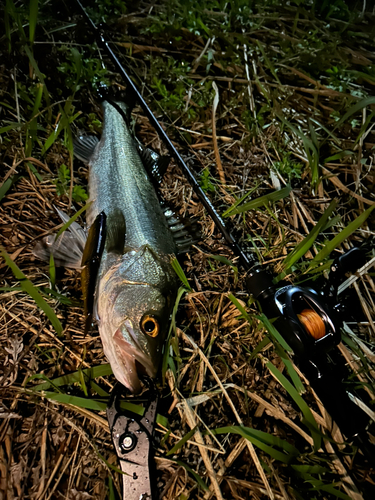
[[1, 1, 375, 499]]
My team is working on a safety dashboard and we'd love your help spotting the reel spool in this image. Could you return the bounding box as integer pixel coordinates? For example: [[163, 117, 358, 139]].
[[297, 309, 326, 340]]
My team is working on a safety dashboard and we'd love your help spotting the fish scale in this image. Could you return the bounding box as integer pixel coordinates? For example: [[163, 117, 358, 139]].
[[88, 101, 175, 256], [34, 98, 180, 393], [83, 100, 179, 393]]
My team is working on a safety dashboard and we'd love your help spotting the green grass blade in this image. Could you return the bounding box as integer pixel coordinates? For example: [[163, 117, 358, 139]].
[[291, 464, 330, 475], [29, 0, 38, 44], [211, 425, 299, 463], [30, 363, 113, 391], [257, 314, 292, 353], [90, 381, 110, 398], [0, 122, 24, 134], [174, 459, 209, 491], [31, 388, 143, 416], [42, 119, 63, 154], [310, 118, 340, 145], [209, 255, 235, 267], [308, 482, 352, 500], [55, 202, 91, 239], [6, 0, 26, 41], [256, 40, 282, 85], [107, 476, 116, 500], [156, 413, 169, 429], [248, 336, 271, 360], [275, 344, 305, 394], [31, 82, 44, 117], [40, 286, 80, 306], [355, 111, 375, 145], [278, 114, 320, 189], [222, 426, 300, 455], [41, 392, 107, 411], [27, 373, 63, 393], [228, 293, 251, 322], [222, 184, 259, 217], [323, 150, 354, 163], [0, 175, 20, 203], [266, 361, 321, 449], [308, 119, 319, 152], [79, 368, 89, 397], [333, 96, 375, 131], [0, 246, 63, 335], [171, 257, 191, 291], [276, 199, 337, 281], [162, 287, 187, 382], [49, 252, 56, 290], [166, 426, 198, 456], [308, 203, 375, 270], [42, 106, 80, 155], [223, 184, 291, 216], [24, 45, 50, 108], [210, 255, 238, 284]]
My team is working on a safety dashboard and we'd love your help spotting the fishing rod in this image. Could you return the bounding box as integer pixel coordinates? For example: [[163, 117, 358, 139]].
[[76, 0, 253, 273], [74, 0, 375, 490]]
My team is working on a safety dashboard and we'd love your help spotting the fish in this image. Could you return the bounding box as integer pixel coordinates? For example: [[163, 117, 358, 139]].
[[35, 98, 183, 393]]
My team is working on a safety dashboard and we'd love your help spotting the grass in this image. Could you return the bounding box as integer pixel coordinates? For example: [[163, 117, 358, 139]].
[[1, 0, 375, 499]]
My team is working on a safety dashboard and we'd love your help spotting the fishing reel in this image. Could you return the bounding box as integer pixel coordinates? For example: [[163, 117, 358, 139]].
[[246, 247, 365, 357], [246, 272, 341, 359], [247, 247, 374, 454]]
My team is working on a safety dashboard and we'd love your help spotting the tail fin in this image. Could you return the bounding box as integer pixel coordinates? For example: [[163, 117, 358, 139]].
[[33, 208, 87, 269]]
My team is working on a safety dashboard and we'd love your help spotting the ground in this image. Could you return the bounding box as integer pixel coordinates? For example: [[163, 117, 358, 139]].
[[1, 1, 375, 499]]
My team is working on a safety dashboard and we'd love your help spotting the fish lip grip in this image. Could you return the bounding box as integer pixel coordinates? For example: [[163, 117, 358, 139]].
[[107, 381, 158, 500]]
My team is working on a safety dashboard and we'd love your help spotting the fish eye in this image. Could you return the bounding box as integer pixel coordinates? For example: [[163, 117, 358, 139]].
[[140, 315, 159, 337]]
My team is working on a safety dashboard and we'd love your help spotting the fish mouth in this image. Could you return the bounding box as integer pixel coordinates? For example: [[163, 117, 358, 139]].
[[112, 321, 157, 393]]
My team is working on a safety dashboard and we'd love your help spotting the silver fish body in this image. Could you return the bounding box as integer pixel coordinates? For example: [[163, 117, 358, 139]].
[[84, 101, 178, 392]]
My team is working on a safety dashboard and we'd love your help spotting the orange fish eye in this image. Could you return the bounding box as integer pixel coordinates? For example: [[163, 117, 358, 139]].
[[140, 315, 160, 337]]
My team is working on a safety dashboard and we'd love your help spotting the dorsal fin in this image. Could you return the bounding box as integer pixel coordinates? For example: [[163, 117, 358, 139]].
[[81, 212, 107, 334], [164, 207, 201, 254], [74, 135, 99, 164]]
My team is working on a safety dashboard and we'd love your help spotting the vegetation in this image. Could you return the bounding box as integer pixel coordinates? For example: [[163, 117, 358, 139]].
[[1, 0, 375, 499]]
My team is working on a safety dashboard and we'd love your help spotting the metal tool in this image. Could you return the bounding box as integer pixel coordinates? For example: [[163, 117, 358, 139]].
[[107, 382, 158, 500]]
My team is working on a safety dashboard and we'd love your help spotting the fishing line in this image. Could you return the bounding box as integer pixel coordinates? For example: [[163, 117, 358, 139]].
[[297, 309, 326, 340]]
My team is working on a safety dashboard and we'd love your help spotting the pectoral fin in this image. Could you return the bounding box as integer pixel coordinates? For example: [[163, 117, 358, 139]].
[[81, 212, 107, 334], [105, 209, 126, 253]]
